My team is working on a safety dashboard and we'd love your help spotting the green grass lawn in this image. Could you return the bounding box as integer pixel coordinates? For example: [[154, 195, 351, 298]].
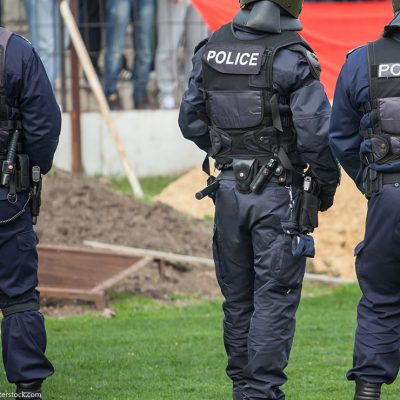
[[109, 176, 178, 201], [1, 284, 399, 399]]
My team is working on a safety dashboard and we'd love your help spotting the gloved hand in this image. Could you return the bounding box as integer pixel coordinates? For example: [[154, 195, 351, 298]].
[[318, 185, 336, 212], [319, 193, 334, 212]]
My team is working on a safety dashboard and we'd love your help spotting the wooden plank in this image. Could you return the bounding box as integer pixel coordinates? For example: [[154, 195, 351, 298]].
[[38, 244, 142, 289], [39, 287, 106, 309], [84, 241, 354, 285], [91, 256, 153, 292], [84, 241, 215, 268]]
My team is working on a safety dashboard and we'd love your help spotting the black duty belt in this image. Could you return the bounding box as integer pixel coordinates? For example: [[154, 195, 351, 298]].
[[382, 171, 400, 185], [218, 168, 304, 190]]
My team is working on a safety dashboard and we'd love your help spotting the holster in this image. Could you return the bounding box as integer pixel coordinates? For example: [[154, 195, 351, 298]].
[[15, 154, 30, 192], [364, 167, 383, 198], [299, 191, 319, 233], [233, 159, 258, 194]]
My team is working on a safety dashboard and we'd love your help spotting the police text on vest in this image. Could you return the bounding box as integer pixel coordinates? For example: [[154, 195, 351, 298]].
[[207, 50, 260, 67], [378, 63, 400, 78]]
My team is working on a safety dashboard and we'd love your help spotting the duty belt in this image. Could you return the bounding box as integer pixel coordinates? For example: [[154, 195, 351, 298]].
[[382, 171, 400, 185], [218, 167, 304, 190], [364, 169, 400, 198]]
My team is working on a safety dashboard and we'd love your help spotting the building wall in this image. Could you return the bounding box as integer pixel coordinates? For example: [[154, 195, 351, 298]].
[[56, 111, 205, 178]]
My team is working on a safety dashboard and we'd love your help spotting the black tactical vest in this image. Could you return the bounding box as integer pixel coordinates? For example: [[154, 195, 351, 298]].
[[361, 35, 400, 165], [202, 23, 313, 165], [0, 28, 21, 155]]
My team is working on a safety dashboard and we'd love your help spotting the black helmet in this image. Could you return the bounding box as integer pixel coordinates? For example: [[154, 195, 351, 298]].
[[239, 0, 303, 18]]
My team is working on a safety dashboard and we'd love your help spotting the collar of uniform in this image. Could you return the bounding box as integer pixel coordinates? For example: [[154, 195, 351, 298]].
[[233, 0, 302, 34], [384, 12, 400, 37]]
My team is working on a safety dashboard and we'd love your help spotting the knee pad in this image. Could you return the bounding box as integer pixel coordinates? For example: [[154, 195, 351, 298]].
[[1, 290, 40, 318]]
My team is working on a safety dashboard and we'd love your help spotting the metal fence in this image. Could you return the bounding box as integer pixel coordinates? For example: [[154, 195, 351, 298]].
[[0, 0, 209, 112]]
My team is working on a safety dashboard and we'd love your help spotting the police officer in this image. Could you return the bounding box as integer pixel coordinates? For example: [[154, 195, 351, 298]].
[[330, 2, 400, 399], [0, 27, 61, 396], [179, 1, 340, 399]]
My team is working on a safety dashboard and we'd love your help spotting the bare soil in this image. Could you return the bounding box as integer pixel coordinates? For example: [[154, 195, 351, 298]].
[[114, 260, 221, 300], [36, 170, 213, 258], [34, 168, 365, 316]]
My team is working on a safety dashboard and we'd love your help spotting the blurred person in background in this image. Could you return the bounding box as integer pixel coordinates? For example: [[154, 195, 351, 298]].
[[23, 0, 61, 92], [80, 0, 105, 77], [155, 0, 208, 109], [330, 1, 400, 399], [0, 25, 61, 397], [179, 0, 340, 398], [104, 0, 155, 110]]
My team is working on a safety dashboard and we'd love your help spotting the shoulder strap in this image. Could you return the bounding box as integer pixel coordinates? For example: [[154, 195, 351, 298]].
[[287, 43, 321, 80], [0, 28, 13, 90], [265, 31, 310, 89]]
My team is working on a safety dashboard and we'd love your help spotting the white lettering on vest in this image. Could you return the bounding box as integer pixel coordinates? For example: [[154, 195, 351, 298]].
[[378, 63, 400, 78], [391, 64, 400, 76], [206, 49, 262, 69], [226, 52, 234, 65], [207, 50, 216, 62], [239, 53, 251, 65], [249, 53, 260, 66], [216, 51, 227, 64]]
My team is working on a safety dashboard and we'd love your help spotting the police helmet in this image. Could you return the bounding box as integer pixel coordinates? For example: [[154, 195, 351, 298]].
[[240, 0, 304, 18], [393, 0, 400, 13]]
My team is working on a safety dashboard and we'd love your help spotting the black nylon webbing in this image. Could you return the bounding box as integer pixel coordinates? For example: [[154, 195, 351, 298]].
[[2, 302, 40, 317]]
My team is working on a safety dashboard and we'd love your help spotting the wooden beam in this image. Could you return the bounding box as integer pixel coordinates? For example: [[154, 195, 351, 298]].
[[84, 241, 355, 285], [39, 287, 106, 309], [84, 241, 215, 268], [91, 256, 153, 292], [69, 0, 83, 174]]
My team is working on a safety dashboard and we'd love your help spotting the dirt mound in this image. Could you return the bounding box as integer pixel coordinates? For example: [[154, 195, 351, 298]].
[[155, 168, 215, 218], [36, 170, 213, 258], [157, 168, 367, 279]]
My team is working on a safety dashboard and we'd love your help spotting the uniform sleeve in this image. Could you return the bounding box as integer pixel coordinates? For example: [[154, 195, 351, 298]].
[[178, 44, 211, 153], [274, 49, 340, 193], [329, 56, 364, 185], [15, 47, 61, 174]]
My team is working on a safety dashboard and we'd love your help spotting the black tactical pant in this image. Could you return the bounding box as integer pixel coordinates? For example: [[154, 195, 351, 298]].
[[213, 177, 306, 400], [347, 184, 400, 385]]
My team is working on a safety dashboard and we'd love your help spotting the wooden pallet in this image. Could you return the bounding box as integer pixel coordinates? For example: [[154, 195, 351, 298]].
[[37, 245, 153, 309]]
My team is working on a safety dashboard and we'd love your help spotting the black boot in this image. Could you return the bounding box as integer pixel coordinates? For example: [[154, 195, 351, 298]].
[[354, 380, 382, 400], [16, 380, 42, 398]]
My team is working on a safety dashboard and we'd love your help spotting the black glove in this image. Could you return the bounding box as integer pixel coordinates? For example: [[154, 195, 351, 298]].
[[319, 193, 334, 212], [318, 184, 336, 212]]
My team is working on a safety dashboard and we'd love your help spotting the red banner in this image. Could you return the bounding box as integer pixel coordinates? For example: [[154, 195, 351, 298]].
[[191, 1, 393, 98]]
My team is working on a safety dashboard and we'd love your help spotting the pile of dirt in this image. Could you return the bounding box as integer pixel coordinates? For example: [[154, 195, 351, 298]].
[[157, 168, 368, 280], [36, 170, 213, 258], [114, 260, 221, 300]]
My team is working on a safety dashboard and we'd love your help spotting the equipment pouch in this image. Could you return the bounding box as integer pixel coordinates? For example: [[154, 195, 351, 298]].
[[364, 168, 383, 198], [0, 129, 8, 154], [292, 234, 315, 258], [16, 154, 30, 191], [299, 191, 319, 233], [233, 159, 258, 194], [370, 136, 389, 162], [379, 98, 400, 134]]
